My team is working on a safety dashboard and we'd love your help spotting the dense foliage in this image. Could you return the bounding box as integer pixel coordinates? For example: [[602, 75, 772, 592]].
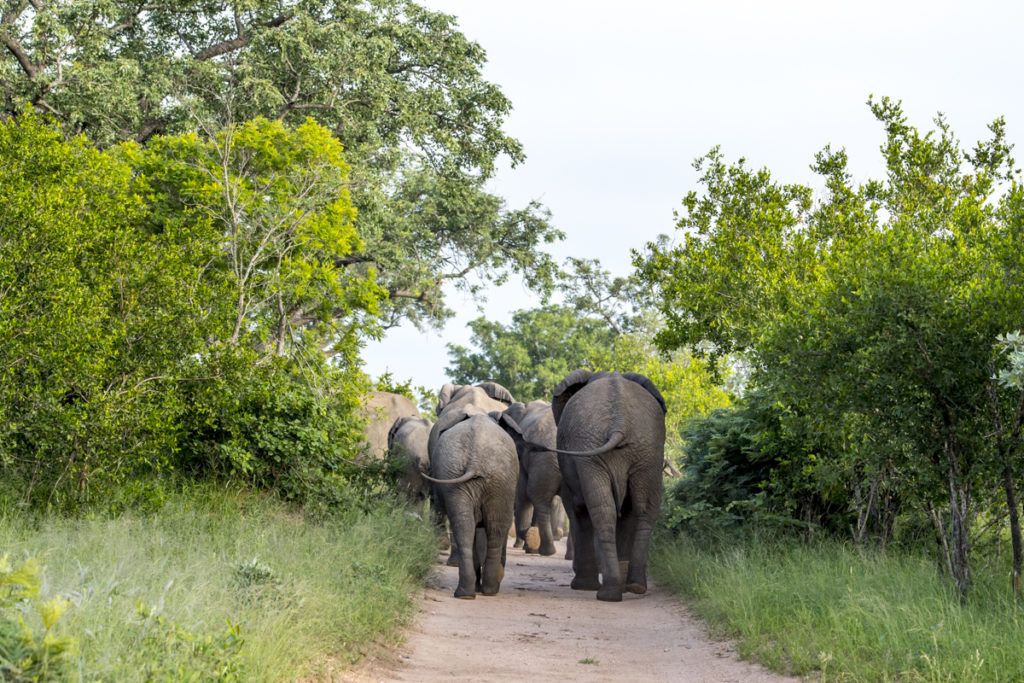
[[0, 113, 377, 510], [0, 0, 563, 327], [639, 98, 1024, 598]]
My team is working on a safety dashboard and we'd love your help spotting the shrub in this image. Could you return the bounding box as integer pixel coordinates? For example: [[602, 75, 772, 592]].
[[0, 555, 76, 681]]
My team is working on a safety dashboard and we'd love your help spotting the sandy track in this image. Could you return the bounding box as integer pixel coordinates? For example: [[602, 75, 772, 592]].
[[345, 538, 797, 682]]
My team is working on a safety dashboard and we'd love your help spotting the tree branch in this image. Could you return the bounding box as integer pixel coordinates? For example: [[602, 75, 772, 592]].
[[0, 24, 38, 80], [193, 13, 292, 61]]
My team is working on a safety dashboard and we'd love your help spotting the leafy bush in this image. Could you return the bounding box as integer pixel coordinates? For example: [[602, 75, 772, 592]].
[[0, 556, 76, 681], [664, 390, 852, 538], [0, 113, 384, 512]]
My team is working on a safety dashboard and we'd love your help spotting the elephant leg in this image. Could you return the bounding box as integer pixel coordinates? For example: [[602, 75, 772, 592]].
[[430, 495, 451, 551], [578, 467, 623, 602], [449, 510, 478, 599], [565, 528, 574, 560], [473, 526, 487, 593], [530, 495, 557, 556], [625, 478, 662, 595], [552, 496, 567, 540], [446, 529, 460, 566], [617, 495, 638, 579], [480, 521, 507, 595], [513, 476, 531, 549], [516, 494, 536, 553], [568, 506, 600, 591]]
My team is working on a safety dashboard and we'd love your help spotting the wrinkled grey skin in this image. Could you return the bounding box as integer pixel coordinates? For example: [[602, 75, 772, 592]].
[[429, 382, 515, 565], [499, 400, 563, 557], [387, 416, 433, 508], [554, 370, 666, 602], [423, 412, 519, 598], [360, 391, 420, 460]]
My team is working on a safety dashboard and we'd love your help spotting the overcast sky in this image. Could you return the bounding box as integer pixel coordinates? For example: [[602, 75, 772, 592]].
[[363, 0, 1024, 391]]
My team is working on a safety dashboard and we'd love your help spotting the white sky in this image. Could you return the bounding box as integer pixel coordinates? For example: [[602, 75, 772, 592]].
[[363, 0, 1024, 391]]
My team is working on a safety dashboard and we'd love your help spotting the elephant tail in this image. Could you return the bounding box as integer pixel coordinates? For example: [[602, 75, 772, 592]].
[[543, 431, 625, 457], [420, 469, 480, 485]]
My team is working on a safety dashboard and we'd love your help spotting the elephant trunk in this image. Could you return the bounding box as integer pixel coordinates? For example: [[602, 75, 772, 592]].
[[421, 469, 480, 485]]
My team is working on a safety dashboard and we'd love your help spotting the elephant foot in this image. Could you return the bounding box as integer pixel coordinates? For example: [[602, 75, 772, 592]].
[[625, 582, 647, 595], [446, 553, 459, 567], [565, 549, 574, 561], [524, 546, 538, 555], [571, 576, 601, 591], [454, 587, 476, 599], [512, 539, 524, 549], [539, 542, 557, 556], [597, 585, 623, 602], [480, 585, 500, 596]]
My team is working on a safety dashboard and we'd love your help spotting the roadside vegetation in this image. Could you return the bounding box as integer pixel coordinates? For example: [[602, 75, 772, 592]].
[[0, 1, 546, 679], [4, 1, 1024, 681], [654, 537, 1024, 681], [633, 101, 1024, 682], [0, 487, 436, 681]]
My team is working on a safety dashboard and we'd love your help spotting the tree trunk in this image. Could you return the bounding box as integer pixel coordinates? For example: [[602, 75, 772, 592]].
[[928, 502, 953, 579], [1003, 462, 1022, 598], [944, 434, 972, 603]]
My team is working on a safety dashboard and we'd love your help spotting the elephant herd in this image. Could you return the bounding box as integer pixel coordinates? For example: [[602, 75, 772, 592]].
[[364, 370, 667, 603]]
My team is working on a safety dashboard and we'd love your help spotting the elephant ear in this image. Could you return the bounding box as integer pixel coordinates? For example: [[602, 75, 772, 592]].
[[503, 401, 529, 424], [552, 369, 595, 425], [492, 411, 525, 451], [436, 407, 481, 440], [387, 416, 408, 451], [476, 381, 514, 405], [436, 383, 458, 416], [623, 372, 668, 415]]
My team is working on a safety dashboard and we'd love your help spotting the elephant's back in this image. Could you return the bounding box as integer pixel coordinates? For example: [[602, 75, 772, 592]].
[[429, 388, 512, 453], [557, 376, 665, 452], [435, 416, 518, 481], [361, 391, 420, 459]]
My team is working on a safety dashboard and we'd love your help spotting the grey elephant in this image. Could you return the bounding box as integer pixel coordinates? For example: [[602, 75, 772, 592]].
[[387, 416, 433, 508], [421, 409, 519, 598], [552, 370, 666, 602], [360, 391, 420, 460], [499, 400, 563, 557], [429, 381, 515, 564]]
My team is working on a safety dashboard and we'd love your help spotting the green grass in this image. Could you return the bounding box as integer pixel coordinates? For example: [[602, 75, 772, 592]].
[[652, 535, 1024, 682], [0, 486, 437, 681]]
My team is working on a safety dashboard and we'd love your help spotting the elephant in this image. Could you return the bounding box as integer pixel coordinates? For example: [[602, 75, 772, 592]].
[[552, 370, 666, 602], [498, 400, 563, 557], [420, 410, 519, 599], [387, 416, 433, 508], [360, 391, 420, 460], [429, 381, 515, 564]]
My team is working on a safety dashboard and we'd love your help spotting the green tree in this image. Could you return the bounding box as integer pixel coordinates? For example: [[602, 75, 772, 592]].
[[0, 0, 563, 326], [447, 260, 730, 457], [637, 97, 1024, 600], [0, 113, 205, 507], [0, 113, 382, 509]]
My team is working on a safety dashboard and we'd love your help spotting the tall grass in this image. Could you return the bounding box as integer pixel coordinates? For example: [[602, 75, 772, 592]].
[[0, 487, 436, 681], [653, 535, 1024, 682]]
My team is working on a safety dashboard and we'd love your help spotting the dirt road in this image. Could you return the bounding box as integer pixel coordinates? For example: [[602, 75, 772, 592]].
[[347, 538, 797, 682]]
